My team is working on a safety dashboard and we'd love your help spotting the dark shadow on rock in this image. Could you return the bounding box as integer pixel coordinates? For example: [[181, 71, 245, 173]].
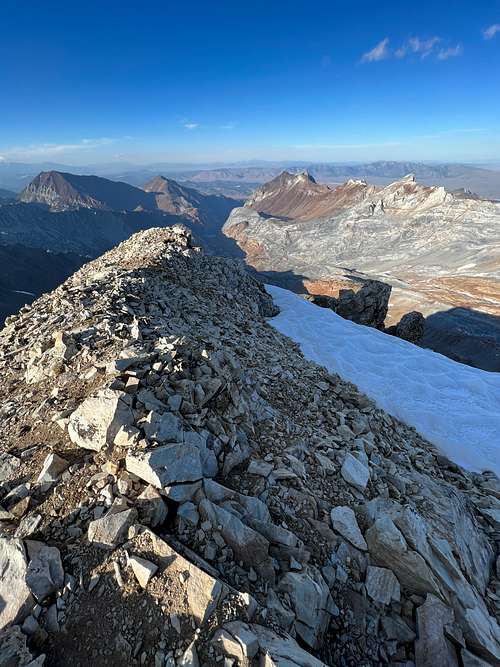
[[249, 269, 311, 294], [421, 307, 500, 372]]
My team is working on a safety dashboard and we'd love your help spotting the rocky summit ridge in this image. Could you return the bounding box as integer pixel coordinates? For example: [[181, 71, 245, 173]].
[[0, 226, 500, 666]]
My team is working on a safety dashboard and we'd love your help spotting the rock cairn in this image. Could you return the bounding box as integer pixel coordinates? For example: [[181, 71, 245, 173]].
[[0, 226, 499, 667]]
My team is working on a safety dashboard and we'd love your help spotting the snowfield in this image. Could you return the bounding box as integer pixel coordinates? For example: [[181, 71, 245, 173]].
[[267, 285, 500, 478]]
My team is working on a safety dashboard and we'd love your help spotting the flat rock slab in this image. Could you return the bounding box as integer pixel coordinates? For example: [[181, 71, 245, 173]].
[[341, 453, 369, 492], [365, 517, 441, 597], [415, 594, 459, 667], [365, 565, 400, 605], [138, 528, 256, 626], [88, 508, 138, 549], [126, 443, 203, 488], [278, 567, 333, 650]]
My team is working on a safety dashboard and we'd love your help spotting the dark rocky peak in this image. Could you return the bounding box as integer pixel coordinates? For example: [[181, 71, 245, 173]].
[[20, 170, 156, 212]]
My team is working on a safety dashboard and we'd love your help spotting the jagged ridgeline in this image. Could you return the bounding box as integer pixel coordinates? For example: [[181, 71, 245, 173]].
[[0, 227, 499, 666]]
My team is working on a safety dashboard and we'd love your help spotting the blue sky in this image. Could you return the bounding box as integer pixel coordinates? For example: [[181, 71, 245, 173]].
[[1, 0, 500, 164]]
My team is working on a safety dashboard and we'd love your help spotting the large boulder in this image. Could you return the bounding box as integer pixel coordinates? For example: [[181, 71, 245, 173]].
[[387, 310, 425, 343], [308, 279, 391, 329], [277, 567, 335, 650], [0, 539, 34, 629], [68, 389, 134, 451]]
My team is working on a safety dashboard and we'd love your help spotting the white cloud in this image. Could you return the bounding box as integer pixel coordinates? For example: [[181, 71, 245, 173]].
[[483, 24, 500, 40], [361, 38, 390, 63], [0, 138, 113, 160], [183, 122, 199, 130], [365, 35, 462, 63], [407, 36, 441, 58], [437, 44, 463, 60]]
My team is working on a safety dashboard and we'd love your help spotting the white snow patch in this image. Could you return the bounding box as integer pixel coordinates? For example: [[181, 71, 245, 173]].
[[267, 285, 500, 478]]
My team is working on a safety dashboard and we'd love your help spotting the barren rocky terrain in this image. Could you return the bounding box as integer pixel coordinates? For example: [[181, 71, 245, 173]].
[[224, 172, 500, 369], [1, 227, 499, 666]]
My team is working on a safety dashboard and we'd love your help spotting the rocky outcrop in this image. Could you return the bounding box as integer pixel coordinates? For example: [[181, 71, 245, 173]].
[[386, 310, 426, 343], [306, 279, 392, 329], [0, 226, 499, 666], [19, 170, 156, 212], [246, 171, 374, 221]]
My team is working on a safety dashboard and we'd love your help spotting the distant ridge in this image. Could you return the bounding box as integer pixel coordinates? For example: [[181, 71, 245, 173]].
[[246, 170, 374, 220], [19, 171, 156, 211]]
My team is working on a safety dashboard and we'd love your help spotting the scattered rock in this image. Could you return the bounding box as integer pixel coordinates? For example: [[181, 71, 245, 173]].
[[340, 453, 369, 492], [36, 452, 68, 485], [0, 538, 34, 628], [125, 443, 204, 488], [365, 566, 400, 605], [25, 541, 64, 602], [330, 506, 367, 551], [129, 555, 158, 588], [68, 388, 134, 451], [87, 507, 138, 548]]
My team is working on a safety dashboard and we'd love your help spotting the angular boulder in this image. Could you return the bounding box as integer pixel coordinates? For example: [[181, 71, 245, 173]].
[[68, 389, 134, 451], [126, 443, 204, 488], [0, 538, 34, 629]]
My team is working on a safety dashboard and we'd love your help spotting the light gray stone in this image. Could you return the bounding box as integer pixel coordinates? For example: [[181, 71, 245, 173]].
[[365, 517, 441, 597], [223, 621, 260, 658], [278, 567, 333, 650], [129, 555, 158, 588], [143, 411, 183, 443], [178, 642, 199, 667], [0, 538, 34, 628], [25, 541, 64, 602], [415, 595, 459, 667], [68, 389, 134, 451], [248, 460, 273, 477], [250, 623, 328, 667], [480, 508, 500, 530], [340, 453, 369, 492], [87, 508, 137, 548], [330, 506, 367, 551], [36, 453, 68, 485], [0, 453, 20, 483], [177, 502, 199, 527], [199, 499, 274, 580], [365, 566, 400, 605], [126, 443, 203, 488], [136, 485, 168, 527]]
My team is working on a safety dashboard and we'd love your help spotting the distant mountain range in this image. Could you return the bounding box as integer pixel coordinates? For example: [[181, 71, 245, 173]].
[[0, 171, 240, 324], [224, 171, 500, 370], [2, 160, 500, 199], [3, 165, 500, 369]]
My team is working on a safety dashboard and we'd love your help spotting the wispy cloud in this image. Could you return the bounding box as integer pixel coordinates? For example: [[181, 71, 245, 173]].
[[437, 44, 463, 60], [219, 123, 235, 130], [483, 24, 500, 40], [363, 35, 462, 63], [395, 36, 441, 59], [361, 38, 390, 63], [0, 138, 114, 160], [183, 122, 199, 130]]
